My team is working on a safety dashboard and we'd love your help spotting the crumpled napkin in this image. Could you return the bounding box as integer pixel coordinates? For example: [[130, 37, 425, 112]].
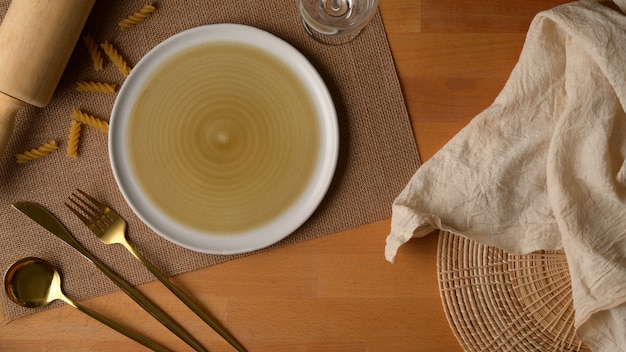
[[385, 1, 626, 350]]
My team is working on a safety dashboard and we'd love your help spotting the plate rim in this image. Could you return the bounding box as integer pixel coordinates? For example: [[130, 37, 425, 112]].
[[109, 23, 338, 255]]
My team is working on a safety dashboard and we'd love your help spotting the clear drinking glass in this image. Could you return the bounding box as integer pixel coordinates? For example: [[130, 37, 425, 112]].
[[297, 0, 379, 45]]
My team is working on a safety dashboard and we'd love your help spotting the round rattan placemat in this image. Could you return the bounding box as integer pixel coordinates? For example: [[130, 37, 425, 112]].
[[437, 231, 590, 351]]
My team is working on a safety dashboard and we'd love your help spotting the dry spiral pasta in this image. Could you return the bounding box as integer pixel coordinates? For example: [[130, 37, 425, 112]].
[[81, 33, 103, 71], [76, 81, 116, 94], [16, 140, 58, 164], [71, 109, 109, 133], [66, 120, 82, 158], [118, 4, 156, 30], [100, 40, 132, 77]]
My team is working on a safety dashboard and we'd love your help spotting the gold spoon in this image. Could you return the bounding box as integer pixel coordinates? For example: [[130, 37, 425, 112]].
[[4, 257, 171, 352]]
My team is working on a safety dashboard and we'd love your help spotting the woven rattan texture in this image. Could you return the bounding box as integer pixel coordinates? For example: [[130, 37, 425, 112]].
[[437, 231, 591, 352]]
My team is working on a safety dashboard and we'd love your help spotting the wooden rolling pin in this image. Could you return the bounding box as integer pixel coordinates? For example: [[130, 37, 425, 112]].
[[0, 0, 95, 157]]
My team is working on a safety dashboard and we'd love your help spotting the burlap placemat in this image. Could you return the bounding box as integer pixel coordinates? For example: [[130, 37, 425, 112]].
[[0, 0, 419, 322]]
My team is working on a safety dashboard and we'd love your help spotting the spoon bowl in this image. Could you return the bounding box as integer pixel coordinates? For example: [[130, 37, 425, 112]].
[[4, 257, 171, 352], [4, 257, 61, 308]]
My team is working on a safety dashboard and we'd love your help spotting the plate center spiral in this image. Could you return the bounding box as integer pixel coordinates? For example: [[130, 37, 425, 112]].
[[126, 42, 320, 234]]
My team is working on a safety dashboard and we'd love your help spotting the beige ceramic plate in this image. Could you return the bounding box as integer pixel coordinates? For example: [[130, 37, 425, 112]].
[[110, 24, 338, 254]]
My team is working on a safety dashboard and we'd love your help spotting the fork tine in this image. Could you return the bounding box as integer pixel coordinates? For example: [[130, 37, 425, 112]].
[[65, 199, 106, 236], [76, 189, 121, 222], [67, 191, 112, 231], [72, 193, 101, 218], [73, 191, 104, 218], [65, 199, 93, 226], [77, 189, 108, 212]]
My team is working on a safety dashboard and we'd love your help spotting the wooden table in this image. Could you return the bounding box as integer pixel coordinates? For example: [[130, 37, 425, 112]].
[[1, 1, 571, 350]]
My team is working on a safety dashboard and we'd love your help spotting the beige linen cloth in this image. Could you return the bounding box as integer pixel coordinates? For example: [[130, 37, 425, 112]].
[[386, 1, 626, 350]]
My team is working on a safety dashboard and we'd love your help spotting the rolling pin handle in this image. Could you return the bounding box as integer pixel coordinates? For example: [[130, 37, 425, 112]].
[[0, 93, 25, 157]]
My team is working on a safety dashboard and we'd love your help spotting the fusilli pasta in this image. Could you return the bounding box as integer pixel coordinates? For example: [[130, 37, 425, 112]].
[[66, 120, 82, 158], [76, 81, 116, 94], [16, 140, 58, 164], [71, 109, 109, 133], [118, 4, 156, 30], [100, 40, 132, 77], [81, 33, 103, 71]]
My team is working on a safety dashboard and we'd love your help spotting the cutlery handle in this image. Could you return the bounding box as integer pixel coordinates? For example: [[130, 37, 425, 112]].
[[11, 202, 207, 352], [70, 299, 172, 352], [44, 225, 208, 352], [125, 243, 247, 352], [87, 254, 209, 352]]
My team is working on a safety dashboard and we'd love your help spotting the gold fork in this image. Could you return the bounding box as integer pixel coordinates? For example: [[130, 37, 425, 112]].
[[66, 189, 247, 352]]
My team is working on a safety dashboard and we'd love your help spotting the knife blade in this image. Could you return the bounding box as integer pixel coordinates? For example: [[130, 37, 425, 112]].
[[12, 201, 208, 352]]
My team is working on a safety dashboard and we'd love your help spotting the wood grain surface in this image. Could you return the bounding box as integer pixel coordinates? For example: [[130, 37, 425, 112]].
[[0, 1, 570, 351]]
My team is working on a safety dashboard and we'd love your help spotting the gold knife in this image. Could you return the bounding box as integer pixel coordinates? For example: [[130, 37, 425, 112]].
[[12, 201, 209, 352]]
